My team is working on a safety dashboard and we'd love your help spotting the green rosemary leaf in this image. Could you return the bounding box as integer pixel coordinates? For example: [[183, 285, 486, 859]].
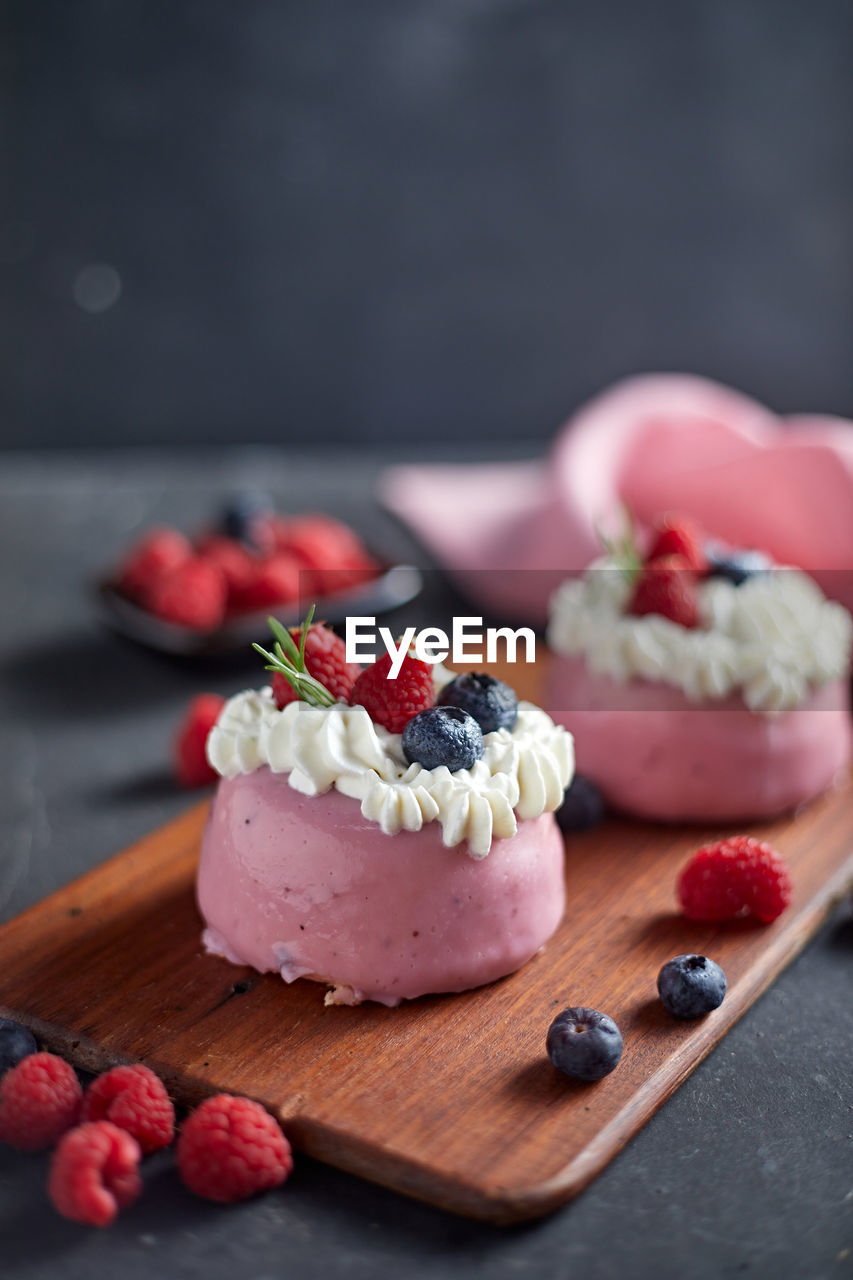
[[253, 608, 338, 708]]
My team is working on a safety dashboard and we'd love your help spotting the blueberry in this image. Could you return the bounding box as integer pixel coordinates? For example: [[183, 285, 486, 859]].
[[219, 490, 275, 549], [402, 706, 484, 772], [547, 1007, 623, 1081], [657, 954, 727, 1019], [556, 774, 606, 833], [437, 673, 518, 734], [705, 542, 771, 586], [0, 1018, 38, 1076]]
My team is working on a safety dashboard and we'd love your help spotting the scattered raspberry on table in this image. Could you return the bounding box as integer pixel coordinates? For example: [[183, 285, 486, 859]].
[[0, 1051, 83, 1151], [48, 1121, 143, 1227], [81, 1064, 175, 1154], [176, 1094, 293, 1203], [174, 693, 225, 788]]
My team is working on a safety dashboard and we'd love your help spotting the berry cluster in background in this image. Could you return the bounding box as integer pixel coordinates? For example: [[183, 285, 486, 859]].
[[113, 498, 380, 631]]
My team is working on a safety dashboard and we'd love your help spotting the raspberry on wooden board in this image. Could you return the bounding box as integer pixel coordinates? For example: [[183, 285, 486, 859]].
[[677, 836, 793, 923]]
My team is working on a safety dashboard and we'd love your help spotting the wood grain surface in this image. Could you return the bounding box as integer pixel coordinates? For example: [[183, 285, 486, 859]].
[[1, 660, 851, 1223]]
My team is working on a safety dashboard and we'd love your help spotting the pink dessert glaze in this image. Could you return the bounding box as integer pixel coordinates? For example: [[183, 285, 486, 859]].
[[197, 767, 566, 1006], [547, 654, 852, 822]]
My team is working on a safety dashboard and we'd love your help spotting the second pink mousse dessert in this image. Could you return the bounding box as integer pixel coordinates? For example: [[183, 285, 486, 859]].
[[547, 519, 852, 823], [200, 624, 574, 1006]]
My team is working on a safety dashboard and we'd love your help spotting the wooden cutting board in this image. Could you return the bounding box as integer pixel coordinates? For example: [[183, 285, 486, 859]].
[[1, 660, 851, 1224]]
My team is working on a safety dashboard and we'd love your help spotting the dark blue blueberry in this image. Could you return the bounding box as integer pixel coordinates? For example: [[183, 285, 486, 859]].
[[0, 1018, 38, 1076], [556, 775, 606, 833], [547, 1007, 623, 1081], [219, 490, 275, 549], [402, 706, 484, 772], [437, 673, 518, 734], [657, 954, 727, 1019], [705, 542, 771, 586]]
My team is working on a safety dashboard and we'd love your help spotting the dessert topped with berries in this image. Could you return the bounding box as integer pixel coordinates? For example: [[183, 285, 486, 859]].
[[198, 612, 574, 1006], [207, 610, 572, 860], [549, 514, 851, 714], [546, 514, 852, 822]]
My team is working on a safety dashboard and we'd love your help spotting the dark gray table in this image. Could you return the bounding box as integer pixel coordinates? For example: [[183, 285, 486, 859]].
[[1, 450, 851, 1280]]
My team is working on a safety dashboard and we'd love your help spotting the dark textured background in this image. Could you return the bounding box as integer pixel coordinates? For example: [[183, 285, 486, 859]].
[[3, 0, 853, 450]]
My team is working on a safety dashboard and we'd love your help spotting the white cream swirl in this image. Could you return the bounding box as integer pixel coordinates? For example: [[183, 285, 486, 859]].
[[548, 561, 852, 714], [207, 686, 573, 859]]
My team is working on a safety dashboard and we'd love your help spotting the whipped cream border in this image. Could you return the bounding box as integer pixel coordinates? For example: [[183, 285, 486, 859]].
[[547, 561, 852, 714], [206, 668, 574, 858]]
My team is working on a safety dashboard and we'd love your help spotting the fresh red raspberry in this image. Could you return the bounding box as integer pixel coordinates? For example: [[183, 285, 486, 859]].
[[176, 1094, 293, 1203], [233, 553, 302, 612], [628, 554, 700, 628], [48, 1121, 142, 1227], [81, 1065, 175, 1154], [146, 556, 227, 630], [349, 652, 435, 733], [272, 625, 359, 708], [677, 836, 793, 923], [647, 514, 708, 575], [174, 693, 225, 787], [195, 534, 257, 604], [276, 515, 379, 595], [0, 1051, 82, 1151], [115, 527, 192, 601]]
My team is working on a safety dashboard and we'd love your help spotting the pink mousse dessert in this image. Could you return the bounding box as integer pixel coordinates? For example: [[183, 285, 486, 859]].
[[199, 649, 573, 1007], [547, 539, 852, 823]]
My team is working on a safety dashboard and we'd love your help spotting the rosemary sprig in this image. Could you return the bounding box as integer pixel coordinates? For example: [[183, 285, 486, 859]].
[[596, 507, 643, 582], [252, 605, 337, 707]]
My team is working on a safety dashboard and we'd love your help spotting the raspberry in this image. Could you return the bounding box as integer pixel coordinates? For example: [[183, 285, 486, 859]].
[[232, 553, 301, 613], [0, 1051, 82, 1150], [174, 693, 225, 787], [195, 535, 257, 603], [81, 1065, 175, 1154], [349, 652, 435, 734], [146, 556, 227, 630], [677, 836, 793, 923], [276, 515, 379, 595], [48, 1121, 142, 1227], [271, 623, 359, 708], [647, 514, 708, 575], [115, 527, 192, 601], [628, 554, 700, 628], [176, 1094, 293, 1203]]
